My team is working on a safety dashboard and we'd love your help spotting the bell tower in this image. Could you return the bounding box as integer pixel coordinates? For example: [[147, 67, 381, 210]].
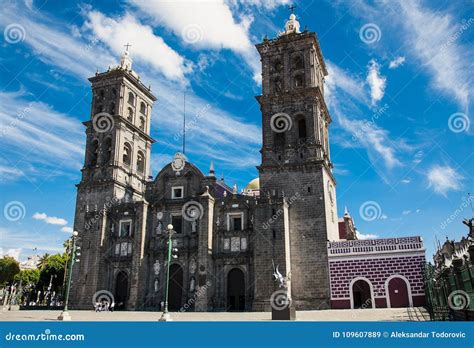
[[80, 46, 156, 201], [253, 13, 338, 310], [70, 47, 156, 309]]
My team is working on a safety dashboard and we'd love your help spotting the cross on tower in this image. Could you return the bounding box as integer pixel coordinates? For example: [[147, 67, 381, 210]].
[[289, 4, 297, 14], [124, 43, 132, 52]]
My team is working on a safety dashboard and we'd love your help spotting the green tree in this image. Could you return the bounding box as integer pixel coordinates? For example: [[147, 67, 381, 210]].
[[0, 256, 20, 285], [37, 253, 50, 269], [37, 253, 67, 293], [14, 269, 40, 287]]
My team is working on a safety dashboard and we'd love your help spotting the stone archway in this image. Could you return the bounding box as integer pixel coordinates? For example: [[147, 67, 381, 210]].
[[227, 268, 245, 311], [115, 271, 129, 310], [351, 278, 373, 309], [386, 276, 411, 308], [168, 264, 184, 311]]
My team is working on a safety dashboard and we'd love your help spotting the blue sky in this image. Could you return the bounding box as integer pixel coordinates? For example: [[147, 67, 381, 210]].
[[0, 0, 472, 262]]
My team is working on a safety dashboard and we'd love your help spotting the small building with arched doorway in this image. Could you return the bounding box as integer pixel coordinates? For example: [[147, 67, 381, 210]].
[[328, 236, 426, 309]]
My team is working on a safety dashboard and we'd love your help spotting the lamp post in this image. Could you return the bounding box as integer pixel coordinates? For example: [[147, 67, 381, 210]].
[[58, 231, 80, 321], [159, 224, 177, 322]]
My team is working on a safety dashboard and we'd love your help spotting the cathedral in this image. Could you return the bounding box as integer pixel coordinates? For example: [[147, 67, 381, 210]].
[[70, 14, 426, 312]]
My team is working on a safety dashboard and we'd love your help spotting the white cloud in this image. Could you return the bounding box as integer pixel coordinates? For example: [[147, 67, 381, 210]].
[[0, 163, 25, 182], [33, 212, 68, 226], [326, 61, 406, 171], [356, 231, 378, 240], [84, 11, 192, 83], [401, 178, 411, 184], [0, 248, 22, 261], [366, 59, 386, 105], [130, 0, 262, 82], [402, 210, 411, 215], [230, 0, 291, 10], [61, 226, 74, 233], [395, 1, 471, 109], [0, 90, 84, 176], [389, 56, 405, 69], [340, 0, 472, 110], [427, 165, 463, 195], [325, 62, 369, 104]]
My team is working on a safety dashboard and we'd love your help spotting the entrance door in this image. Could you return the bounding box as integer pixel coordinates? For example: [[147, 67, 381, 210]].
[[352, 279, 372, 309], [115, 271, 129, 310], [227, 268, 245, 311], [388, 277, 410, 308], [168, 264, 183, 311]]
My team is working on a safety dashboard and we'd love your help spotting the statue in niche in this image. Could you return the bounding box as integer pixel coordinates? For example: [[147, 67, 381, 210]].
[[156, 221, 163, 235], [153, 260, 161, 276], [189, 277, 196, 292], [189, 258, 197, 274], [154, 278, 159, 293], [191, 220, 197, 233]]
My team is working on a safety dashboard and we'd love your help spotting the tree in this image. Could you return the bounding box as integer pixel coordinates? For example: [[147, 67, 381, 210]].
[[37, 253, 67, 293], [37, 253, 50, 269], [14, 269, 40, 287], [0, 256, 20, 286]]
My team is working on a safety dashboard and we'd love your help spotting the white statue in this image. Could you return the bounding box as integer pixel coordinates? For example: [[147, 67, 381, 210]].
[[156, 221, 163, 235], [153, 260, 161, 276], [154, 278, 159, 293], [191, 220, 197, 233], [189, 258, 197, 274], [190, 277, 196, 292]]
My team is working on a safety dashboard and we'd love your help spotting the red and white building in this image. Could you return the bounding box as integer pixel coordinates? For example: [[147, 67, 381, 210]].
[[328, 227, 426, 309]]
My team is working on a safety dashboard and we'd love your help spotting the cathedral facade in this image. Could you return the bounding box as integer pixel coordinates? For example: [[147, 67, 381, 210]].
[[70, 14, 353, 312]]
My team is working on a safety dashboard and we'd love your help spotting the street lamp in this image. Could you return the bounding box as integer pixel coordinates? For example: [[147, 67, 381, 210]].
[[159, 224, 177, 322], [58, 231, 80, 321]]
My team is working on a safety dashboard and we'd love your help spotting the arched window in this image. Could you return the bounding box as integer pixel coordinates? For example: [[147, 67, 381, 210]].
[[109, 102, 115, 115], [293, 55, 304, 70], [140, 102, 146, 115], [274, 132, 285, 147], [298, 118, 307, 139], [103, 137, 112, 164], [127, 107, 133, 122], [123, 143, 132, 166], [294, 74, 304, 88], [128, 92, 135, 106], [136, 151, 145, 173], [272, 59, 283, 73], [272, 77, 282, 94], [139, 117, 145, 131], [90, 140, 99, 166], [98, 90, 104, 100]]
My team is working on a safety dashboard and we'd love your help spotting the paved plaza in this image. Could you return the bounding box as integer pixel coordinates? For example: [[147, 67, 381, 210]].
[[0, 307, 429, 322]]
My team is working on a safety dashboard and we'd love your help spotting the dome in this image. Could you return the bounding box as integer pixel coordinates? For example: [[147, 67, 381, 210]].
[[245, 178, 260, 190]]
